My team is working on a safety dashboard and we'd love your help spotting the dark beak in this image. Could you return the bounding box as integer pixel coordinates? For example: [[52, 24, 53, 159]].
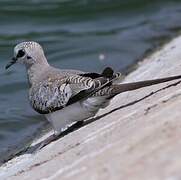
[[5, 57, 17, 69]]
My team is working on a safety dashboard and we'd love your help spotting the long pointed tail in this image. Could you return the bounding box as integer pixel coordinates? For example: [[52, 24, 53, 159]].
[[94, 74, 181, 97]]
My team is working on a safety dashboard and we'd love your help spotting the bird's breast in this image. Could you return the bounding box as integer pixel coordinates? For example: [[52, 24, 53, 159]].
[[46, 96, 110, 123]]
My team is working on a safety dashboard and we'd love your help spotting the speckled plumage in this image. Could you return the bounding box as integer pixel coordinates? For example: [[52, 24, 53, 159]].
[[8, 42, 122, 134], [28, 66, 121, 114], [6, 41, 181, 135]]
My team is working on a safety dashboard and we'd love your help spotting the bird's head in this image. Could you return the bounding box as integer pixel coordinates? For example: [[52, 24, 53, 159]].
[[5, 41, 47, 69]]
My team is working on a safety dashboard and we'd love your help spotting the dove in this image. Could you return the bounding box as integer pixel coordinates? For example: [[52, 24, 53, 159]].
[[5, 41, 181, 137]]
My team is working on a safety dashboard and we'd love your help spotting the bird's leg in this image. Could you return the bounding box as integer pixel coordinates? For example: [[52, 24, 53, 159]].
[[38, 121, 84, 150]]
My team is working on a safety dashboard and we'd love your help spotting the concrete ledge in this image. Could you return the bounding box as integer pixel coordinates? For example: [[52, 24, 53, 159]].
[[1, 36, 181, 180]]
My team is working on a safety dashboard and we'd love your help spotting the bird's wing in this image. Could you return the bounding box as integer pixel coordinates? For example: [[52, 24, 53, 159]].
[[29, 73, 113, 114]]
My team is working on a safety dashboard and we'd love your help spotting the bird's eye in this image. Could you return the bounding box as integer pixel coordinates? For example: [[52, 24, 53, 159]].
[[17, 49, 25, 58]]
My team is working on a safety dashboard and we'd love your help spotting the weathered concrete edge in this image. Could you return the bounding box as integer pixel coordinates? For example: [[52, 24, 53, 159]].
[[1, 35, 181, 180]]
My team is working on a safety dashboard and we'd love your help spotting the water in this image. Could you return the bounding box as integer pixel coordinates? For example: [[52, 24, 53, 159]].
[[1, 0, 181, 162]]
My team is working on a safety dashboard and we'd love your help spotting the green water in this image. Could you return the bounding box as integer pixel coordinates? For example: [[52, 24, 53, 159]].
[[1, 0, 181, 162]]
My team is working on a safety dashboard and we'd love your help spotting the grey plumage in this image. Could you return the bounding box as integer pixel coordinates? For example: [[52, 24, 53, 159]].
[[5, 41, 181, 136], [29, 67, 121, 114]]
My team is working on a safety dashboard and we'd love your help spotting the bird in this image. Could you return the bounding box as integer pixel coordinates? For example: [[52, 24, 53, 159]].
[[5, 41, 181, 138]]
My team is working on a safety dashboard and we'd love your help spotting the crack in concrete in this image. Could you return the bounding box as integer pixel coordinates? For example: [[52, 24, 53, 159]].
[[144, 104, 158, 115], [13, 142, 81, 177]]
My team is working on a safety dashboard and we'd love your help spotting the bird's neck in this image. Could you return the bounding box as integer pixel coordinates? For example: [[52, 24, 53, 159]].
[[26, 62, 49, 87]]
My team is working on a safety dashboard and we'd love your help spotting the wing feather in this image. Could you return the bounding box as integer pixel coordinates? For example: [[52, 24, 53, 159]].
[[29, 71, 121, 114], [29, 75, 94, 114]]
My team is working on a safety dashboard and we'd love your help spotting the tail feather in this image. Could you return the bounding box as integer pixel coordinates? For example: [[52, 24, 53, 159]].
[[93, 74, 181, 97]]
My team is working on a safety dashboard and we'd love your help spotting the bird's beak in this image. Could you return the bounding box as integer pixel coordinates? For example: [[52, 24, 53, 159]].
[[5, 57, 17, 69]]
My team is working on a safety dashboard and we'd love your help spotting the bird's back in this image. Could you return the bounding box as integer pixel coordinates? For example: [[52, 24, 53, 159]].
[[28, 66, 120, 115]]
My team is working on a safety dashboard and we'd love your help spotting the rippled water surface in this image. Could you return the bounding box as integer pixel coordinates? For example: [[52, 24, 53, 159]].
[[1, 0, 181, 162]]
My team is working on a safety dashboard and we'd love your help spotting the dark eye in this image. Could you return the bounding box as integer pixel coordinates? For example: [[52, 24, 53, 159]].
[[17, 49, 25, 58]]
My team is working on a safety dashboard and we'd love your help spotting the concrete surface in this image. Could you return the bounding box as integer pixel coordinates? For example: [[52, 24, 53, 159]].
[[1, 36, 181, 180]]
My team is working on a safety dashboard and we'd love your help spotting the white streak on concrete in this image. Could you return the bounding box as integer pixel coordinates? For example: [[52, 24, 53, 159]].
[[83, 111, 137, 144], [41, 138, 126, 180], [63, 166, 87, 178], [0, 154, 33, 180]]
